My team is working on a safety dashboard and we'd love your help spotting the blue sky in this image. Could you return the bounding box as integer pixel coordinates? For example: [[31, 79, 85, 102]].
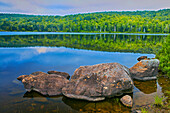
[[0, 0, 169, 15]]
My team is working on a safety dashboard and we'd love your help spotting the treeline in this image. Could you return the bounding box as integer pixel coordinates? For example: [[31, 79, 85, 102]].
[[0, 34, 165, 53], [0, 9, 169, 33]]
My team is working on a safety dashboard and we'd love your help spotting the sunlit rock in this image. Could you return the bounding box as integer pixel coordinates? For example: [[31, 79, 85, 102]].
[[17, 71, 69, 96], [120, 95, 133, 107], [130, 59, 159, 80], [62, 63, 133, 101]]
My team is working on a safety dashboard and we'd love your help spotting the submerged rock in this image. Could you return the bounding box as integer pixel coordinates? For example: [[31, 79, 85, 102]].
[[120, 95, 133, 107], [9, 89, 25, 95], [132, 84, 163, 111], [134, 80, 157, 94], [47, 71, 70, 79], [62, 63, 133, 101], [17, 71, 69, 96], [129, 59, 159, 80], [62, 95, 131, 112]]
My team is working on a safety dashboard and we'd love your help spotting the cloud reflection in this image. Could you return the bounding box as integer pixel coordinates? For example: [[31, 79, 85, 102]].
[[0, 47, 155, 75], [0, 47, 155, 87], [34, 47, 67, 54]]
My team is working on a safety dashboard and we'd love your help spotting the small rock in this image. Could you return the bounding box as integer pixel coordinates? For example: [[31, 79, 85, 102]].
[[120, 95, 133, 107], [135, 110, 141, 113], [47, 71, 70, 79], [137, 56, 147, 61], [132, 110, 141, 113], [31, 71, 46, 76]]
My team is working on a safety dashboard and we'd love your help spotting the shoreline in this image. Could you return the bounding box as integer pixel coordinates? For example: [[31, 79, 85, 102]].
[[0, 31, 169, 36]]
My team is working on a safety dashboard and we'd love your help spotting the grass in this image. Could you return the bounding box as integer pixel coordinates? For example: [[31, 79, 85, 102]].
[[154, 95, 164, 106], [139, 94, 169, 113], [141, 108, 148, 113], [115, 98, 119, 103]]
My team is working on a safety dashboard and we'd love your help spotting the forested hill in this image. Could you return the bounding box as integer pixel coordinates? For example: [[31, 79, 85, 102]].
[[0, 9, 169, 33]]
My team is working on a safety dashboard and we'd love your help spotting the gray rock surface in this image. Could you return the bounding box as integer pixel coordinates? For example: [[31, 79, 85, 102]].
[[17, 71, 69, 96], [120, 95, 133, 107], [62, 63, 133, 101], [129, 59, 159, 80]]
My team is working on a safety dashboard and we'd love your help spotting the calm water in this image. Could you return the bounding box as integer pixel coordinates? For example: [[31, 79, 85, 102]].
[[0, 31, 168, 36], [0, 33, 166, 53], [0, 33, 169, 113]]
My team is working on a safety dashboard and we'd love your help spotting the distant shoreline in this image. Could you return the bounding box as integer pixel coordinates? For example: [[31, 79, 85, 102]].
[[0, 31, 169, 36]]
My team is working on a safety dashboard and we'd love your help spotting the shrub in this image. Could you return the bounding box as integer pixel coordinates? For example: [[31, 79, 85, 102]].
[[156, 35, 170, 77]]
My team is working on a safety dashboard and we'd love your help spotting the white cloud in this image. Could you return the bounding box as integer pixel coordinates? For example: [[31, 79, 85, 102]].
[[0, 0, 169, 15], [0, 0, 47, 14]]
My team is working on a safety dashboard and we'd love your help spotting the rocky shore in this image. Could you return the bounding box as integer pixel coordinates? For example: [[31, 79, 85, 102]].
[[17, 56, 160, 108]]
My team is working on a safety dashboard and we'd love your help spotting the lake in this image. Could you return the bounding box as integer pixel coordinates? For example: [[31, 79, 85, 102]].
[[0, 32, 169, 113]]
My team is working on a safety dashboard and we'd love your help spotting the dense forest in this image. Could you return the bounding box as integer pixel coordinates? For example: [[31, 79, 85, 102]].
[[0, 34, 165, 54], [0, 9, 169, 33]]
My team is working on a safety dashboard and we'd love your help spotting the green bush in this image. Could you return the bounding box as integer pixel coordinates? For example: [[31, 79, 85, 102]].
[[156, 35, 170, 77]]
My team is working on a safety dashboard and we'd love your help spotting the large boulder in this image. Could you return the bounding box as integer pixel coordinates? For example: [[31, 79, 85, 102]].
[[62, 63, 133, 101], [17, 71, 69, 96], [129, 59, 159, 80]]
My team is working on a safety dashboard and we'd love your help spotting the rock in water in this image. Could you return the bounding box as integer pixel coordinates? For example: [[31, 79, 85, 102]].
[[120, 95, 133, 107], [17, 75, 29, 81], [62, 63, 133, 101], [129, 59, 159, 80], [137, 56, 147, 61], [17, 71, 69, 96], [47, 71, 70, 79]]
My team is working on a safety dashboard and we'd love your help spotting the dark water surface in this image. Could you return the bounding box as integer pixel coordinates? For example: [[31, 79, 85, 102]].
[[0, 33, 169, 113]]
